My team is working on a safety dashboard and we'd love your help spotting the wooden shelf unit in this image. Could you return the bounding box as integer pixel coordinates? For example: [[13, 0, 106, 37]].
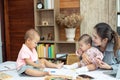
[[34, 0, 78, 62]]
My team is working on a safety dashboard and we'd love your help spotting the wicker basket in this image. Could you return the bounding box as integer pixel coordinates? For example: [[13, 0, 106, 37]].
[[66, 53, 79, 65]]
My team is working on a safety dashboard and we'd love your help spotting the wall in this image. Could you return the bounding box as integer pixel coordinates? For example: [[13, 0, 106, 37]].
[[80, 0, 117, 35]]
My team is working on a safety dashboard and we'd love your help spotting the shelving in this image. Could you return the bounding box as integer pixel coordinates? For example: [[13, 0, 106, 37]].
[[34, 0, 58, 42], [34, 0, 79, 63]]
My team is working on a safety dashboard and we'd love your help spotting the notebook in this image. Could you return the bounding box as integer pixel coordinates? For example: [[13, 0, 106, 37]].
[[103, 64, 120, 79]]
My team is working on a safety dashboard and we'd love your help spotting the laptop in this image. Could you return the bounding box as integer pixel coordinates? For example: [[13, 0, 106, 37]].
[[103, 64, 120, 79]]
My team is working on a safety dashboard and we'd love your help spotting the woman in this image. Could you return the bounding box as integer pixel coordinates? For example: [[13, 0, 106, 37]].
[[82, 22, 120, 70]]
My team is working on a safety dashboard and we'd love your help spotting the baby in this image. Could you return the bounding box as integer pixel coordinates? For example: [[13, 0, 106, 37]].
[[16, 29, 63, 77], [64, 34, 103, 73]]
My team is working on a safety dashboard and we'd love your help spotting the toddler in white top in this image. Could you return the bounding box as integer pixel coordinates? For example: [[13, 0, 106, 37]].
[[64, 34, 103, 73]]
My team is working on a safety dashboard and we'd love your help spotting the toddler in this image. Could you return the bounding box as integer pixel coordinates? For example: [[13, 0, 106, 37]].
[[16, 29, 63, 77], [64, 34, 103, 73]]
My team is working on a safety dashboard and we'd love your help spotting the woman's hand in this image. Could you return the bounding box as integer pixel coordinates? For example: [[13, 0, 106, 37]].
[[82, 53, 92, 65], [96, 59, 112, 70]]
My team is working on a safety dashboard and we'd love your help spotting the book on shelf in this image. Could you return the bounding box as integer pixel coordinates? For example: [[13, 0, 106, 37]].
[[45, 44, 49, 58], [48, 46, 51, 58], [51, 44, 55, 58]]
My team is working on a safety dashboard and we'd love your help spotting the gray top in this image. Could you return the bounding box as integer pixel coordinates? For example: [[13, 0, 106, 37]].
[[102, 42, 120, 70]]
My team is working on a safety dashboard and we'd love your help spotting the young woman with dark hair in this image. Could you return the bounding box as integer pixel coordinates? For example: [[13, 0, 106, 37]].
[[82, 22, 120, 70]]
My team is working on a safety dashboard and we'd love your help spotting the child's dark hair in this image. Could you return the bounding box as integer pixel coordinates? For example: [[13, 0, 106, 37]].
[[78, 34, 92, 46], [94, 22, 119, 56]]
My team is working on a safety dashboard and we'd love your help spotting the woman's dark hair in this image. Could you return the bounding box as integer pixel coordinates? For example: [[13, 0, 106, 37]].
[[78, 34, 92, 46], [94, 22, 119, 56]]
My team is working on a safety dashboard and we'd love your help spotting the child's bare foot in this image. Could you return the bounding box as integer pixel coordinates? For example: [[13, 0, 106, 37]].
[[56, 62, 64, 69]]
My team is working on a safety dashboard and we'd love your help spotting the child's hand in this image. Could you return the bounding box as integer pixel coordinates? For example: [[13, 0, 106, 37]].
[[76, 48, 83, 57]]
